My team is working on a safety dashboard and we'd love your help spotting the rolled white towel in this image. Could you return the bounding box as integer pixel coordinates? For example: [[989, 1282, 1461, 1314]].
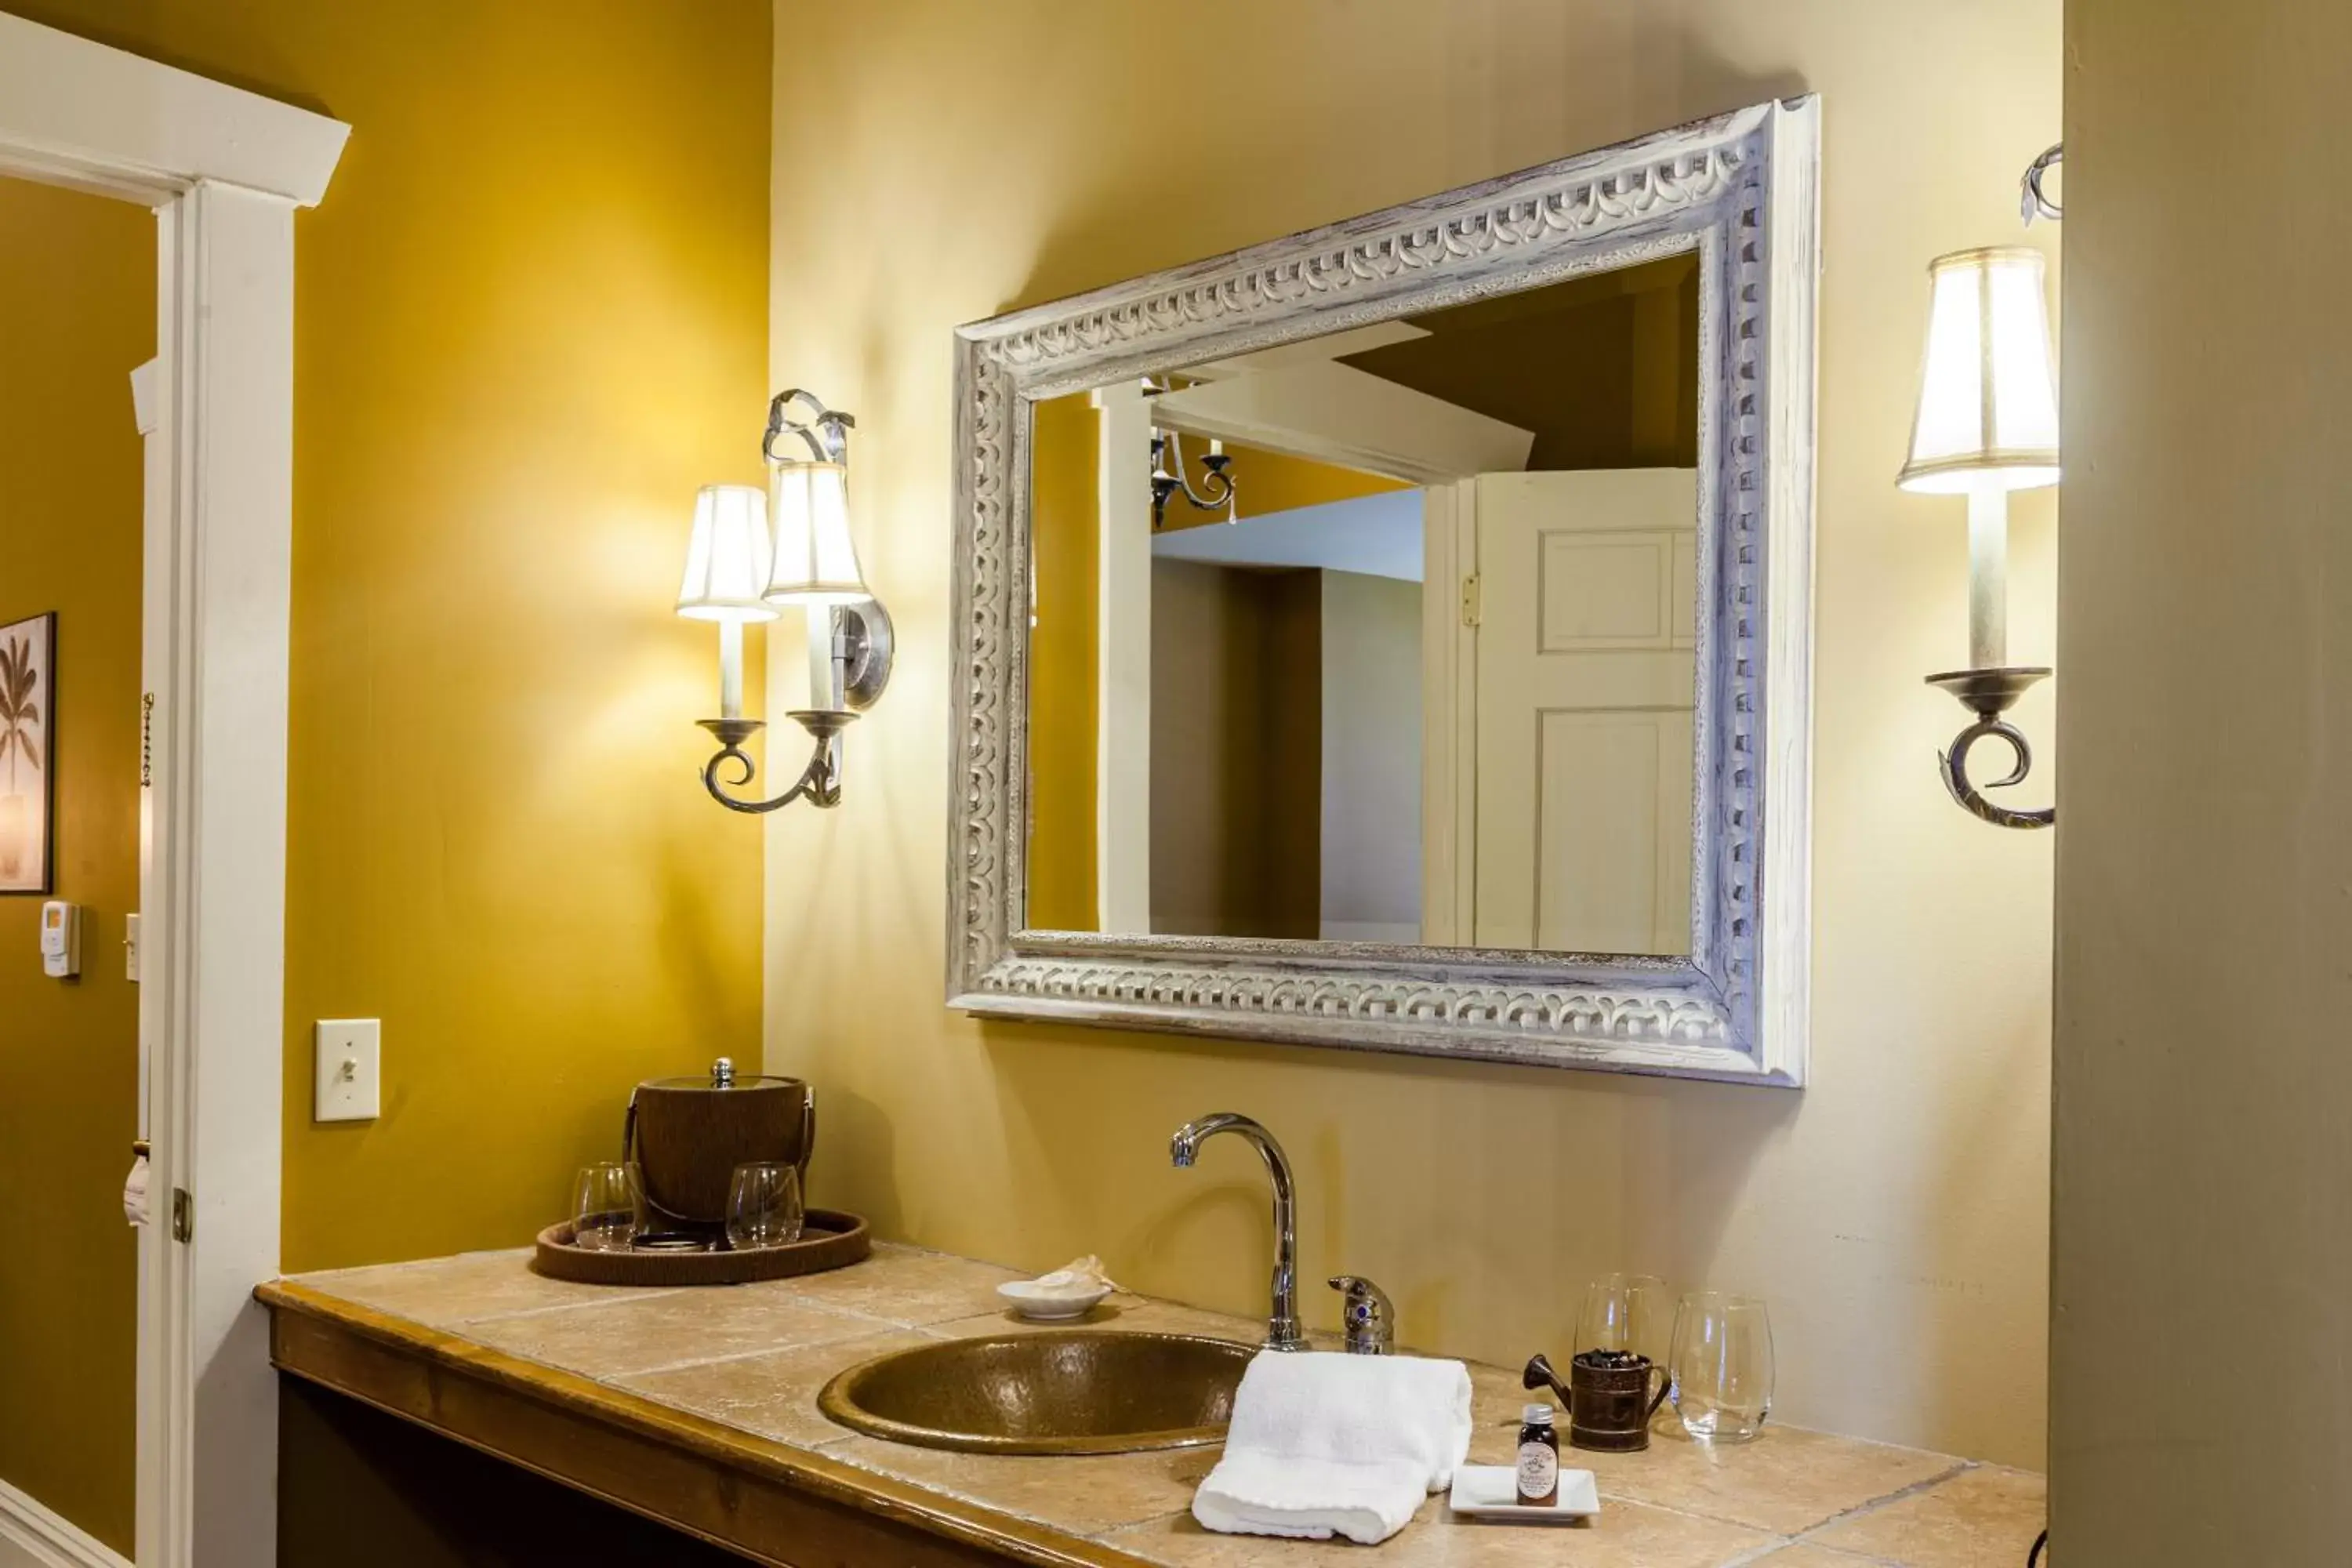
[[1192, 1349, 1473, 1546]]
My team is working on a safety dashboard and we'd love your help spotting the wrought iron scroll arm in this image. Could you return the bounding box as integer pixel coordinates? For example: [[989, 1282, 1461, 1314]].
[[2021, 143, 2062, 225], [1926, 666, 2054, 830], [697, 714, 855, 814], [1938, 714, 2054, 830], [764, 388, 855, 465]]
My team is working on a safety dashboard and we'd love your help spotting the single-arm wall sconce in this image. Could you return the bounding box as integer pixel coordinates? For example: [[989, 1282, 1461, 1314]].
[[681, 389, 895, 813], [1899, 246, 2060, 829]]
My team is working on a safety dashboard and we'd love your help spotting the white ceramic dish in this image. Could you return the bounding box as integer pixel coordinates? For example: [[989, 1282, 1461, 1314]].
[[1446, 1464, 1601, 1523], [996, 1279, 1112, 1319]]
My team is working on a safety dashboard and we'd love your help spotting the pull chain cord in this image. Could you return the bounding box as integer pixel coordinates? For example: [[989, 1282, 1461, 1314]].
[[2027, 1528, 2048, 1566]]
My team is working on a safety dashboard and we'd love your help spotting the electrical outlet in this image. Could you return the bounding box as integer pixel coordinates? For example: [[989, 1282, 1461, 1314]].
[[314, 1019, 380, 1123]]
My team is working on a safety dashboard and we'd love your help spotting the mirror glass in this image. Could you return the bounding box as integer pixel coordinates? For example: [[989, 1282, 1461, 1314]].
[[1024, 252, 1701, 956]]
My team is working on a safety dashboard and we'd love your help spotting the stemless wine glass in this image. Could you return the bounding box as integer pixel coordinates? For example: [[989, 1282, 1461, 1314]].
[[726, 1162, 805, 1250], [1669, 1291, 1774, 1443], [571, 1162, 642, 1253], [1575, 1272, 1668, 1363]]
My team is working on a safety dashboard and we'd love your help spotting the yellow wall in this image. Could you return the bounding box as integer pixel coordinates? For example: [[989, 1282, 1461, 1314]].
[[2053, 2, 2352, 1555], [1025, 391, 1098, 930], [769, 0, 2058, 1466], [18, 0, 775, 1276], [0, 174, 150, 1558]]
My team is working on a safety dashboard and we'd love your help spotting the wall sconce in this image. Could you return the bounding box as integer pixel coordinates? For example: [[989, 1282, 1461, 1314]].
[[679, 389, 894, 813], [1899, 246, 2061, 829]]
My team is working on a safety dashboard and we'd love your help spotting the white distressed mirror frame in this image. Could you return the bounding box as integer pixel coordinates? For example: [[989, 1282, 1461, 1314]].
[[949, 97, 1818, 1085]]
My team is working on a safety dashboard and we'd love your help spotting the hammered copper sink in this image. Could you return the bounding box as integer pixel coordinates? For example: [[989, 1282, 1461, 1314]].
[[817, 1330, 1254, 1454]]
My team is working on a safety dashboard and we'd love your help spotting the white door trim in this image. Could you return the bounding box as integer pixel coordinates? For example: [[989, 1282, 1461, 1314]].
[[1418, 480, 1477, 946], [0, 16, 348, 1568], [1091, 380, 1153, 934], [0, 1478, 133, 1568]]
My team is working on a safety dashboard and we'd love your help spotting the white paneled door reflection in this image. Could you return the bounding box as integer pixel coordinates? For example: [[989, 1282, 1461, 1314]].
[[1472, 469, 1698, 956]]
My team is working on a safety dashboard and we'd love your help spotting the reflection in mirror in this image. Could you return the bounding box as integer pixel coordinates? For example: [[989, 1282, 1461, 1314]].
[[1025, 252, 1700, 957]]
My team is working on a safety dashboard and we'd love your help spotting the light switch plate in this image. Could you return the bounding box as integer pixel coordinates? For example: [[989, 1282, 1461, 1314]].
[[314, 1019, 380, 1123]]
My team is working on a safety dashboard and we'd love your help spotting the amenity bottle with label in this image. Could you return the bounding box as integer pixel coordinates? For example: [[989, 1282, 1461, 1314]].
[[1516, 1403, 1559, 1506]]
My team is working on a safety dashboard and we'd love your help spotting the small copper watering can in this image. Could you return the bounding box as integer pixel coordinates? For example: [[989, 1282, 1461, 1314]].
[[1523, 1348, 1671, 1453]]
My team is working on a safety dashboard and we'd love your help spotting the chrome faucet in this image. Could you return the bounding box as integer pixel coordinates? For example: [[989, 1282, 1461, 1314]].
[[1171, 1112, 1308, 1352]]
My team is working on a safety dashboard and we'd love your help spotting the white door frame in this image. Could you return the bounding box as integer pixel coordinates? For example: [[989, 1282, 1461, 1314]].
[[0, 16, 347, 1567]]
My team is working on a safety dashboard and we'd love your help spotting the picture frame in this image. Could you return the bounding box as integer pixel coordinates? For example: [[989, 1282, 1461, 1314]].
[[0, 612, 56, 896]]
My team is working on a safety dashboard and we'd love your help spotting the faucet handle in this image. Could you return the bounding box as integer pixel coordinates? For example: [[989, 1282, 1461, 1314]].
[[1329, 1275, 1394, 1355]]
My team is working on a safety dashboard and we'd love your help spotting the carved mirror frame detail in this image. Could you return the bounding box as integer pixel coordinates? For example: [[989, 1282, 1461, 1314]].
[[949, 97, 1818, 1084]]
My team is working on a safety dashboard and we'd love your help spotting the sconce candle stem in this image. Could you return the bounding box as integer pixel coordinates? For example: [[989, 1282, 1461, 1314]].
[[718, 619, 746, 721], [1967, 488, 2009, 669]]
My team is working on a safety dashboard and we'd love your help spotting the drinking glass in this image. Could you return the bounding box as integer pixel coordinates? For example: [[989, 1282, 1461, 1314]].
[[1575, 1272, 1668, 1363], [571, 1162, 642, 1252], [1669, 1291, 1773, 1443], [726, 1162, 805, 1250]]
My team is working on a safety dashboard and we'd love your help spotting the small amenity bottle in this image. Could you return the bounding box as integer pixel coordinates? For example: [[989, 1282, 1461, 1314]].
[[1516, 1403, 1560, 1507]]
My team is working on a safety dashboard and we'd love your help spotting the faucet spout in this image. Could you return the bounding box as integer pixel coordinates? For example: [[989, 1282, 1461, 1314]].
[[1170, 1113, 1306, 1352]]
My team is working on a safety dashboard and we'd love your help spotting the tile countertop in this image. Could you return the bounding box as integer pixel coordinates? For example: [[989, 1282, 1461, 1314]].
[[260, 1243, 2046, 1568]]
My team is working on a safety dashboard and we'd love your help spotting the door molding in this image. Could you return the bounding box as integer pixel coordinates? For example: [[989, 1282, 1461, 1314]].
[[0, 15, 349, 1566], [0, 1477, 132, 1568]]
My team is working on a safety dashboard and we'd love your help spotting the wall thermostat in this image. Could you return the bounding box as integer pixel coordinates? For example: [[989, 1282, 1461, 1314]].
[[40, 902, 81, 979]]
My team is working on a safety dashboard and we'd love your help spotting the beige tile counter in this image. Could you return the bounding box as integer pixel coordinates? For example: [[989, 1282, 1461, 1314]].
[[260, 1244, 2044, 1568]]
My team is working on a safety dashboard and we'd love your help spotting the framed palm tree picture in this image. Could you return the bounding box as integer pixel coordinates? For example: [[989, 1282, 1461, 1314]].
[[0, 612, 54, 895]]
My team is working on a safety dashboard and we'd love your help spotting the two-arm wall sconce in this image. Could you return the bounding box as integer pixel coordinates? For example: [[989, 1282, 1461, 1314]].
[[1899, 244, 2061, 829], [676, 389, 895, 813]]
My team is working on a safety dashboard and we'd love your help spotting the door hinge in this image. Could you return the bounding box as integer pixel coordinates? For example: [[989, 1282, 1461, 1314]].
[[1460, 574, 1482, 628], [171, 1188, 194, 1243]]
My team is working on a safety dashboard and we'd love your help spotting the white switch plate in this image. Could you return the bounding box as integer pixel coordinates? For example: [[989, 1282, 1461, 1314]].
[[314, 1019, 381, 1123]]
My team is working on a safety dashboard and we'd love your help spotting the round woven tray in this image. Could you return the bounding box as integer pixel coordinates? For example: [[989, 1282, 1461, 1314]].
[[531, 1207, 870, 1287]]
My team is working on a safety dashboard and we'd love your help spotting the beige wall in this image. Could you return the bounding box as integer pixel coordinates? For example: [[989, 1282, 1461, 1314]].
[[1319, 570, 1421, 942], [1148, 561, 1322, 940], [2053, 1, 2352, 1554], [768, 0, 2059, 1464]]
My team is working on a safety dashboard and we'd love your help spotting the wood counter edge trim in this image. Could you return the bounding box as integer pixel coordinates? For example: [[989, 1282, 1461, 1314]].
[[257, 1279, 1170, 1568]]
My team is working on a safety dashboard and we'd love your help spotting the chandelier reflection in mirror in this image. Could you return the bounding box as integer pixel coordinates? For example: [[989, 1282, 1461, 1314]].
[[676, 389, 895, 812], [1145, 378, 1236, 528]]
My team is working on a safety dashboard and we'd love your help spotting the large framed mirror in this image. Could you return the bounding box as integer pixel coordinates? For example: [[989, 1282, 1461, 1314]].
[[949, 98, 1819, 1084]]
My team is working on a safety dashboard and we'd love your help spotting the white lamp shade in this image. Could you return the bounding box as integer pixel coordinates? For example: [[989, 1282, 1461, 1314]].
[[1897, 246, 2060, 495], [676, 484, 779, 622], [764, 461, 869, 604]]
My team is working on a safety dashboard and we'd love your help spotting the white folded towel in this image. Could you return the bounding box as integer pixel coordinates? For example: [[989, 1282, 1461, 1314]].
[[123, 1152, 150, 1228], [1192, 1350, 1473, 1546]]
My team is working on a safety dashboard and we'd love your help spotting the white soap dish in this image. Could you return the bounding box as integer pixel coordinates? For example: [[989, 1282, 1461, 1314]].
[[996, 1278, 1112, 1319], [996, 1256, 1118, 1320], [1446, 1465, 1600, 1523]]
